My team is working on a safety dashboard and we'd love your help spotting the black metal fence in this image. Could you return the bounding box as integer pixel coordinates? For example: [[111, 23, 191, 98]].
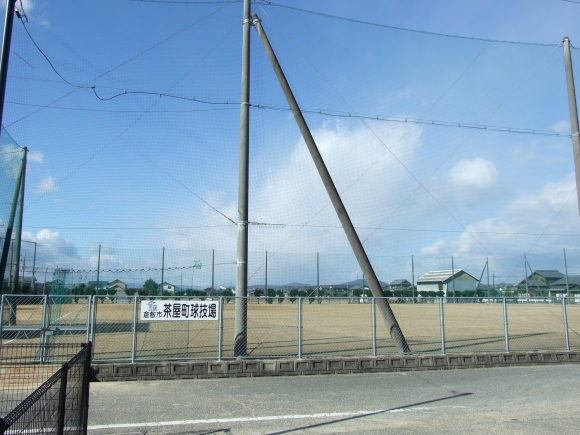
[[0, 342, 92, 435]]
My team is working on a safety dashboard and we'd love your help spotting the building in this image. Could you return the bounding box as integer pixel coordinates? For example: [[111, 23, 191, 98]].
[[417, 270, 479, 296], [518, 270, 564, 287], [389, 279, 413, 292], [549, 275, 580, 297], [108, 280, 126, 294], [162, 282, 176, 293]]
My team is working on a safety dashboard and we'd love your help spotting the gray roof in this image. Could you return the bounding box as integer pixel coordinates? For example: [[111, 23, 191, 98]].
[[532, 270, 564, 280], [517, 277, 550, 288], [417, 270, 478, 284], [551, 275, 580, 286], [390, 279, 411, 286]]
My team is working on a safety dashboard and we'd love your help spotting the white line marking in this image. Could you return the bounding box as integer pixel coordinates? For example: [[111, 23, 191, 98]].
[[88, 407, 431, 431]]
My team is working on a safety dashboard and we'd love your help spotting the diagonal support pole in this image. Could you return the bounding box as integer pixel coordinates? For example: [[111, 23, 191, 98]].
[[252, 14, 410, 353]]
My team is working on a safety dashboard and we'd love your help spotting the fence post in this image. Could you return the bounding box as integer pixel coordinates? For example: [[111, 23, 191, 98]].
[[371, 297, 377, 357], [131, 296, 138, 363], [218, 297, 224, 361], [56, 363, 70, 435], [85, 296, 91, 343], [41, 295, 49, 362], [503, 297, 510, 352], [439, 297, 446, 354], [80, 342, 92, 435], [0, 294, 4, 342], [90, 296, 97, 359], [298, 297, 303, 359], [563, 297, 570, 351]]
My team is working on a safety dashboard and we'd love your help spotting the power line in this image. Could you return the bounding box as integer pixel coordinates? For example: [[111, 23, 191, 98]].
[[22, 223, 580, 238], [129, 0, 236, 3], [256, 0, 560, 47], [8, 0, 239, 127]]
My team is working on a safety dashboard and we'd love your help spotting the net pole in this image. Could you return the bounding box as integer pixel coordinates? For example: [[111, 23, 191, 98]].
[[0, 0, 16, 133], [252, 14, 410, 353], [563, 37, 580, 215], [11, 148, 26, 294], [234, 0, 251, 357], [0, 150, 25, 288]]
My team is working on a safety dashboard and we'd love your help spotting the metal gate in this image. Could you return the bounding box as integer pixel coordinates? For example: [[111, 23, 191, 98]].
[[0, 295, 91, 348]]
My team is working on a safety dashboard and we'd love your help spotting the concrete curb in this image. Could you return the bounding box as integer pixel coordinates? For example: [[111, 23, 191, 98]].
[[92, 350, 580, 382]]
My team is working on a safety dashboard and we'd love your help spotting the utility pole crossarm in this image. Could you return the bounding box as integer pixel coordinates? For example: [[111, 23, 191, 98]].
[[251, 13, 410, 353]]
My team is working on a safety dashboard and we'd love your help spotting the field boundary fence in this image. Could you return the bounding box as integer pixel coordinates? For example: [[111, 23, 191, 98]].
[[0, 342, 92, 435], [0, 295, 580, 363], [1, 295, 580, 361]]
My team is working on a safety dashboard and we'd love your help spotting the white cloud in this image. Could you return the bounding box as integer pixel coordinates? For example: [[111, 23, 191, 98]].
[[22, 229, 80, 269], [418, 173, 580, 260], [156, 120, 424, 286], [550, 120, 570, 133], [448, 157, 498, 190], [426, 157, 499, 206], [36, 175, 56, 193], [28, 150, 44, 164]]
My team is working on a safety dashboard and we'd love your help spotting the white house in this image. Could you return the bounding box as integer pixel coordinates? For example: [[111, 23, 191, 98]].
[[417, 270, 479, 296], [162, 282, 176, 293]]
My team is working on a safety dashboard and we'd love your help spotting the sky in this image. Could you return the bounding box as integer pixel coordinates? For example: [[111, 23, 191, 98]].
[[2, 0, 580, 288]]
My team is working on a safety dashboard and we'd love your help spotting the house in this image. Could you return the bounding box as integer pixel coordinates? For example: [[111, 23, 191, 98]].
[[162, 282, 176, 293], [389, 279, 413, 291], [549, 275, 580, 297], [108, 279, 126, 293], [517, 278, 550, 295], [517, 270, 564, 295], [518, 270, 564, 287], [417, 270, 479, 296]]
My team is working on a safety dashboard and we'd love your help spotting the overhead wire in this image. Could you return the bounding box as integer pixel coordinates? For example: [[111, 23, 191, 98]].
[[256, 0, 560, 47], [254, 2, 563, 283], [7, 0, 239, 127], [15, 3, 240, 225]]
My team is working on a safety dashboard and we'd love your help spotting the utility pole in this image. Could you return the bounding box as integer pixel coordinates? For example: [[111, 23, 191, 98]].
[[411, 255, 415, 303], [11, 148, 26, 294], [211, 249, 215, 295], [563, 37, 580, 214], [234, 0, 252, 357], [160, 247, 165, 296], [486, 257, 490, 298], [252, 14, 410, 353], [32, 241, 36, 292], [96, 245, 101, 296], [265, 250, 268, 294], [564, 248, 570, 298]]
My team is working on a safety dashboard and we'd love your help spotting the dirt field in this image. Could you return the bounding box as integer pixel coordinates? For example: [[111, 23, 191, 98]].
[[2, 299, 579, 361]]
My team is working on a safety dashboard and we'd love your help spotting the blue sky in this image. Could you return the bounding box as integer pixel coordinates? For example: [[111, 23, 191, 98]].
[[2, 0, 580, 287]]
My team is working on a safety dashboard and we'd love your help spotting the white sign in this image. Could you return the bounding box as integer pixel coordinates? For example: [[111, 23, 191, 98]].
[[140, 300, 220, 321]]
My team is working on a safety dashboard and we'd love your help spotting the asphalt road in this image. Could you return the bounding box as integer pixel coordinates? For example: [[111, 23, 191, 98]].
[[88, 365, 580, 434]]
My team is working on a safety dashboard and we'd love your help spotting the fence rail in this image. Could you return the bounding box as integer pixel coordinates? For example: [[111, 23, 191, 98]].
[[1, 295, 579, 361], [0, 342, 92, 435]]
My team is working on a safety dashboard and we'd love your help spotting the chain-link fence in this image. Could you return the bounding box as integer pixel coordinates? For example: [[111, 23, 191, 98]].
[[3, 295, 575, 362]]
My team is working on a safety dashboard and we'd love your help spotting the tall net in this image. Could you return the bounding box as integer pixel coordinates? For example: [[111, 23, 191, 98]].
[[0, 0, 578, 296], [0, 128, 23, 243]]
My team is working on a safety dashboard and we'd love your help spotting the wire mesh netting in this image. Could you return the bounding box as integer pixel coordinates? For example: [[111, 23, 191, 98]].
[[0, 342, 91, 435], [11, 296, 568, 362], [0, 129, 23, 246], [1, 0, 580, 364]]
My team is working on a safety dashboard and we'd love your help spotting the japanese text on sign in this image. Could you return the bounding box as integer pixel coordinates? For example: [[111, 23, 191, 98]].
[[140, 300, 220, 321]]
